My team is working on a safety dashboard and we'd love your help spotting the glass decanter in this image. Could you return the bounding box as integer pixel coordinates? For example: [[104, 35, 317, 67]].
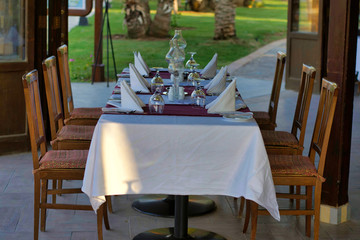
[[150, 71, 164, 93], [172, 29, 187, 50], [149, 89, 165, 113]]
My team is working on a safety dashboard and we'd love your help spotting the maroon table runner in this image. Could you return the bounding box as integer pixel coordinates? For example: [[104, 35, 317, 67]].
[[104, 103, 250, 117]]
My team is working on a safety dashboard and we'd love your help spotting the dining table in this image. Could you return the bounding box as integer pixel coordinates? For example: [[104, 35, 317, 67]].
[[81, 68, 280, 239]]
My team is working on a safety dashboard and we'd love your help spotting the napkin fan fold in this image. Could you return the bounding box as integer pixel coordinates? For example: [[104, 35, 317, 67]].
[[134, 51, 150, 77], [200, 53, 218, 78], [129, 63, 150, 93], [205, 66, 228, 95], [206, 79, 236, 114]]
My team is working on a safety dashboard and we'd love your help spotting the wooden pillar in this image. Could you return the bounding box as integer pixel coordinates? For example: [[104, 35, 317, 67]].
[[92, 0, 105, 82], [34, 0, 50, 140], [48, 1, 62, 56], [322, 0, 358, 214], [60, 0, 68, 46]]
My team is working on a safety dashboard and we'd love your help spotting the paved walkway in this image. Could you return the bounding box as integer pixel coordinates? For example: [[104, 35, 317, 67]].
[[1, 39, 359, 239]]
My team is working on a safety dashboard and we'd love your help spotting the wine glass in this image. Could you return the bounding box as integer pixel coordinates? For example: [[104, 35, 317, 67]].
[[191, 82, 206, 107], [185, 52, 197, 69], [149, 90, 165, 113], [187, 63, 201, 85], [150, 71, 164, 93]]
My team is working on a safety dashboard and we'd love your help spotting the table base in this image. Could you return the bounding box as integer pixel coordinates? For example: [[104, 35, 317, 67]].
[[133, 227, 227, 240], [132, 195, 216, 217]]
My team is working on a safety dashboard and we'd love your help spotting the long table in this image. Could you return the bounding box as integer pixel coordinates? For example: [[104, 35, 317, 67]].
[[82, 113, 280, 238]]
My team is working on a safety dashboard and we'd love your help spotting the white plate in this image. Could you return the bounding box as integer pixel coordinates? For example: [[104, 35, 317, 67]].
[[222, 112, 253, 122]]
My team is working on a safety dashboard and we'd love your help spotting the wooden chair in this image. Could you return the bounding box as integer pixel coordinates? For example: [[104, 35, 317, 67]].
[[42, 56, 94, 150], [262, 64, 316, 155], [253, 52, 286, 130], [57, 44, 102, 125], [43, 55, 114, 212], [243, 78, 339, 240], [22, 70, 109, 240]]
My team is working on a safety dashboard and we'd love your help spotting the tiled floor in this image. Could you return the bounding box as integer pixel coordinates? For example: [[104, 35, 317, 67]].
[[1, 41, 359, 239]]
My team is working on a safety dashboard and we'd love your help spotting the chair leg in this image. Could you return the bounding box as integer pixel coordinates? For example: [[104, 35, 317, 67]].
[[243, 199, 251, 233], [40, 179, 48, 232], [296, 185, 301, 210], [250, 201, 259, 240], [52, 180, 56, 204], [97, 204, 104, 240], [105, 195, 113, 213], [34, 175, 41, 240], [238, 197, 245, 217], [313, 181, 323, 240], [103, 202, 110, 230], [289, 185, 294, 204], [305, 186, 312, 237], [58, 180, 63, 196]]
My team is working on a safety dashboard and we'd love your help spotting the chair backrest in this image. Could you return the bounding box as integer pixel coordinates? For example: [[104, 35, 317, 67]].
[[267, 51, 286, 125], [42, 56, 64, 141], [290, 64, 316, 148], [309, 79, 338, 176], [22, 70, 47, 170], [57, 44, 74, 120]]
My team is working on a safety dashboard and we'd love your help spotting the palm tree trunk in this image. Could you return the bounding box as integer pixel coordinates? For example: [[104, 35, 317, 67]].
[[214, 0, 236, 40], [148, 0, 173, 37], [125, 0, 151, 38]]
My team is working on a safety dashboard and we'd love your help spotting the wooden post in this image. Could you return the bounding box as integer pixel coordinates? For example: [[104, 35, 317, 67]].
[[92, 0, 105, 82], [60, 0, 68, 46], [35, 0, 50, 141], [322, 0, 358, 209], [48, 1, 62, 56]]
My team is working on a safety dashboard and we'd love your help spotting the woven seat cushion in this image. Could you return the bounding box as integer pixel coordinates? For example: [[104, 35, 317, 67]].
[[269, 154, 317, 177], [39, 150, 88, 169], [56, 125, 95, 141], [70, 107, 102, 119], [261, 130, 299, 148], [253, 111, 272, 125]]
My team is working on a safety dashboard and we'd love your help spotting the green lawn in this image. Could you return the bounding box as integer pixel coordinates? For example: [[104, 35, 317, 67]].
[[68, 0, 287, 81]]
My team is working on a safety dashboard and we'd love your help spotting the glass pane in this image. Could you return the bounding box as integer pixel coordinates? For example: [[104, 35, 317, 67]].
[[0, 0, 26, 62], [291, 0, 319, 33]]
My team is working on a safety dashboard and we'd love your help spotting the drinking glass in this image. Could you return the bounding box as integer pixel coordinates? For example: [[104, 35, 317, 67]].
[[185, 52, 197, 69], [149, 90, 165, 113], [188, 63, 201, 85], [150, 71, 164, 93], [191, 84, 206, 107]]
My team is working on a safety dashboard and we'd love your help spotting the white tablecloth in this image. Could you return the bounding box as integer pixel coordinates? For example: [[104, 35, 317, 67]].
[[82, 114, 280, 220]]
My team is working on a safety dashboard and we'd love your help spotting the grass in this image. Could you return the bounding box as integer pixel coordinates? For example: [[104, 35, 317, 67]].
[[68, 0, 287, 81]]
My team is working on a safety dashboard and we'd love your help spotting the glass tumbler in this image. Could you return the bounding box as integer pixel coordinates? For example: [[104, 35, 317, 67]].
[[149, 90, 165, 113]]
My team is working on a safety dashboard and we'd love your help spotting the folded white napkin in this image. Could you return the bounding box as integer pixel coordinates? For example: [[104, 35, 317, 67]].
[[129, 63, 150, 93], [205, 66, 228, 95], [138, 52, 151, 73], [134, 51, 150, 76], [200, 53, 218, 78], [120, 80, 145, 113], [206, 79, 236, 114]]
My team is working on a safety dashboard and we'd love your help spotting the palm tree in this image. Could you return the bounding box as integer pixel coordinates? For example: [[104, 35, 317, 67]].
[[214, 0, 236, 40], [125, 0, 173, 38], [148, 0, 174, 37], [124, 0, 151, 38]]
